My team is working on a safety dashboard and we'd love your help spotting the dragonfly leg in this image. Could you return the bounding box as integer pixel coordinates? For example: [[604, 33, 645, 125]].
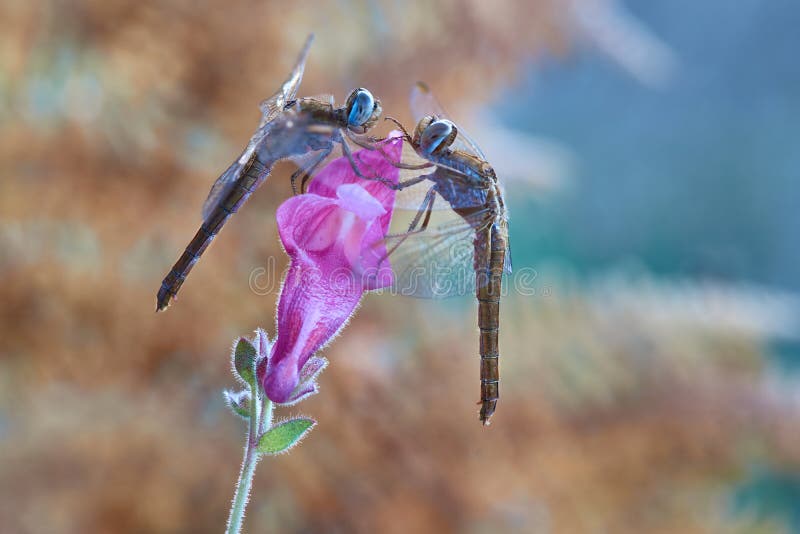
[[291, 146, 333, 195], [339, 134, 377, 181], [359, 170, 431, 191], [381, 149, 435, 171], [374, 121, 436, 170], [381, 186, 437, 261], [384, 116, 414, 142], [408, 188, 436, 233], [346, 125, 433, 172], [341, 134, 411, 189], [386, 187, 436, 237], [396, 173, 433, 190], [345, 128, 381, 150]]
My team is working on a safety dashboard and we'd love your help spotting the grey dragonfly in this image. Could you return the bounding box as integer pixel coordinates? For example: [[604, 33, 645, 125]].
[[359, 82, 511, 425], [157, 35, 383, 311]]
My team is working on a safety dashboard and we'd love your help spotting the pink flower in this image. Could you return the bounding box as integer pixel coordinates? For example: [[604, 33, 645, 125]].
[[258, 136, 402, 403]]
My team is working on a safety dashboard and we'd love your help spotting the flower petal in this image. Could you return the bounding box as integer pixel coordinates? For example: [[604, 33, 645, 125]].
[[298, 356, 328, 384], [263, 262, 362, 402], [336, 183, 386, 221], [280, 382, 319, 406], [262, 135, 404, 402]]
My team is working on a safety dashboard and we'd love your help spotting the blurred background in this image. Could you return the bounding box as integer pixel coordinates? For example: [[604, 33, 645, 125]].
[[1, 0, 799, 532]]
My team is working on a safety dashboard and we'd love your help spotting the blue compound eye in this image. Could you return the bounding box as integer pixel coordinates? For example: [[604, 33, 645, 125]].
[[347, 89, 375, 127], [420, 119, 454, 155]]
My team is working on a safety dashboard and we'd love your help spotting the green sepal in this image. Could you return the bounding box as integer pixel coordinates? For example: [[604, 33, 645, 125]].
[[223, 389, 251, 419], [232, 337, 257, 387], [256, 418, 316, 455]]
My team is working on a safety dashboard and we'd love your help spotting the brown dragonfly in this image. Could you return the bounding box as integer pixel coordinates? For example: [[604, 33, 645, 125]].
[[362, 83, 511, 425], [156, 35, 382, 311]]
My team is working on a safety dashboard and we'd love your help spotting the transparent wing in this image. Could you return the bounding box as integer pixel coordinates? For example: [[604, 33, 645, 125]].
[[409, 81, 447, 124], [504, 236, 513, 274], [286, 148, 332, 178], [385, 229, 477, 298], [246, 98, 339, 169], [390, 169, 437, 210], [201, 36, 314, 220], [200, 116, 280, 221], [371, 206, 497, 299], [258, 34, 314, 125], [409, 81, 487, 160], [201, 158, 245, 221]]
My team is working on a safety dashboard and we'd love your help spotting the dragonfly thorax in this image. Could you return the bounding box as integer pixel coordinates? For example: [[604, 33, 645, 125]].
[[415, 116, 457, 156]]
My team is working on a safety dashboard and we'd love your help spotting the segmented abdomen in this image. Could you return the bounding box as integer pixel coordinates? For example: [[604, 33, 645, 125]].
[[156, 158, 271, 311], [476, 221, 507, 424]]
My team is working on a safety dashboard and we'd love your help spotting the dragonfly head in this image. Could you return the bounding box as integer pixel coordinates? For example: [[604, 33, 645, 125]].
[[416, 116, 457, 156], [345, 88, 382, 133]]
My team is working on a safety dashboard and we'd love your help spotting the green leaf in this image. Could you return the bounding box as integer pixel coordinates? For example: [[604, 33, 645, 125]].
[[232, 337, 257, 386], [223, 389, 251, 419], [256, 418, 316, 455]]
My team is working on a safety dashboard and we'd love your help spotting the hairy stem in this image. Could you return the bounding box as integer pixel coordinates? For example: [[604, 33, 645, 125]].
[[226, 382, 273, 534]]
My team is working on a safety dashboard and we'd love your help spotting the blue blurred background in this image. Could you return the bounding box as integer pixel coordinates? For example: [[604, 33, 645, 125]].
[[505, 0, 799, 292], [503, 2, 800, 528]]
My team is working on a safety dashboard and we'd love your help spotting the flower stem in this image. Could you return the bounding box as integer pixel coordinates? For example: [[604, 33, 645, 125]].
[[259, 394, 274, 436], [226, 383, 273, 534]]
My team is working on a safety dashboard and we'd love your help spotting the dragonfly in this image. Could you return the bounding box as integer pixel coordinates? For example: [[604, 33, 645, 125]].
[[156, 35, 383, 311], [360, 82, 511, 425]]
